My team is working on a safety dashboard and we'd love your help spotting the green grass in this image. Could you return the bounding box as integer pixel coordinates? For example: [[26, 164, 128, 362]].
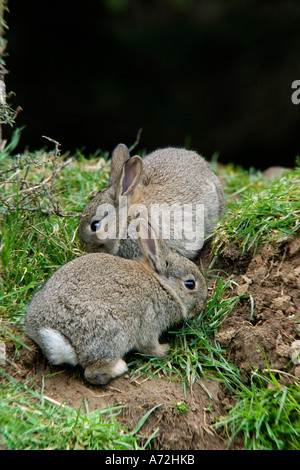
[[213, 162, 300, 255], [0, 372, 139, 450], [215, 370, 300, 450], [0, 144, 299, 449]]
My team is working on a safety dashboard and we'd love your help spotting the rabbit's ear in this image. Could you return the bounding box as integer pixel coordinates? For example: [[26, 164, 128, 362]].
[[120, 155, 143, 196], [110, 144, 131, 185], [138, 219, 169, 274]]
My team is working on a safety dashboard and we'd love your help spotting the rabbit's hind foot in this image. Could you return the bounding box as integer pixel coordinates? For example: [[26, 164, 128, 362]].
[[84, 358, 128, 385]]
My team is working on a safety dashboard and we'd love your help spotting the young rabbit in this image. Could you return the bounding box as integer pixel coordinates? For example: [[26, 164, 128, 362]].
[[78, 144, 224, 260], [25, 220, 207, 385]]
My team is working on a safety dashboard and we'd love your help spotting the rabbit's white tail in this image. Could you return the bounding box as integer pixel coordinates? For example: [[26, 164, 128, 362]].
[[40, 328, 78, 366]]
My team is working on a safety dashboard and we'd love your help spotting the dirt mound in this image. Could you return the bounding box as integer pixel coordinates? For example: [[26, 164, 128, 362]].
[[215, 235, 300, 381], [2, 235, 299, 449], [4, 336, 234, 450]]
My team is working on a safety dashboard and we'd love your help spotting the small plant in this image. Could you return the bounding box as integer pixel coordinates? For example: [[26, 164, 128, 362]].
[[0, 0, 21, 147], [173, 400, 189, 414]]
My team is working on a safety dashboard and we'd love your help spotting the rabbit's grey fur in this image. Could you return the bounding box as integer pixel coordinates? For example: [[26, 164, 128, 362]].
[[25, 221, 207, 385], [78, 144, 224, 260]]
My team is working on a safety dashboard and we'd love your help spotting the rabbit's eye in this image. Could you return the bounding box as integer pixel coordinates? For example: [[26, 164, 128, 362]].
[[184, 280, 196, 290], [91, 220, 101, 232]]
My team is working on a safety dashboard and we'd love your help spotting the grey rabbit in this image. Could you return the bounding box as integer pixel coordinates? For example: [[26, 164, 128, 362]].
[[25, 220, 207, 385], [78, 144, 224, 260]]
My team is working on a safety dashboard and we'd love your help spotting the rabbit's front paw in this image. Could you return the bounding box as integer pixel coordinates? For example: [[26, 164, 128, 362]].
[[153, 343, 170, 358]]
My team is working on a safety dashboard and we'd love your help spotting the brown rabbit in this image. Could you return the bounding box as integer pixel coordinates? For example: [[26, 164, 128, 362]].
[[25, 220, 207, 385], [78, 144, 224, 260]]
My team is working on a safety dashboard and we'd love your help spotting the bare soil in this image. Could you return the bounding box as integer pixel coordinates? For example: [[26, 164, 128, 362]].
[[215, 235, 300, 383], [2, 235, 299, 450]]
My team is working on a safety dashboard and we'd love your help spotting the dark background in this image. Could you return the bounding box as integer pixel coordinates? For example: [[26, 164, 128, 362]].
[[4, 0, 300, 169]]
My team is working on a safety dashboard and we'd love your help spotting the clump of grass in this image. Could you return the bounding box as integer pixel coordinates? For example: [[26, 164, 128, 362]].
[[213, 164, 300, 255], [218, 163, 267, 204], [0, 137, 110, 217], [0, 372, 139, 450], [0, 138, 72, 216], [215, 370, 300, 450]]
